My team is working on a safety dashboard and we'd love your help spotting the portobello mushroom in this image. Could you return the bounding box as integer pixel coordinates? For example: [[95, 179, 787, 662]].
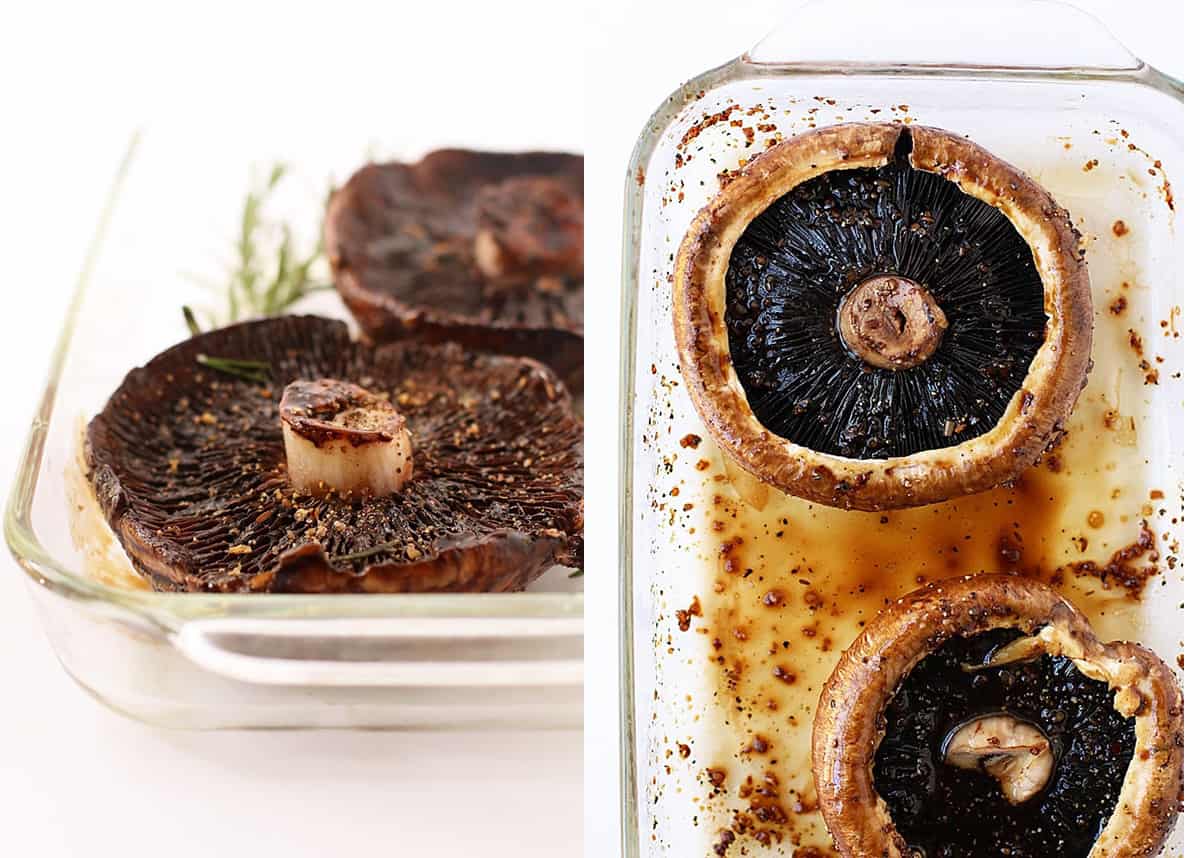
[[674, 123, 1092, 510], [86, 315, 582, 593], [325, 149, 584, 395], [812, 575, 1183, 858]]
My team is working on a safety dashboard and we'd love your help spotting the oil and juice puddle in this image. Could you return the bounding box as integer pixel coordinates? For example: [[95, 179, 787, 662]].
[[64, 418, 149, 591], [662, 359, 1176, 857]]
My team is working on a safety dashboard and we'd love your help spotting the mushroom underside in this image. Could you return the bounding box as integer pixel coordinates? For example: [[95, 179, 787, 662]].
[[875, 628, 1135, 858], [326, 150, 584, 391], [725, 133, 1045, 459], [86, 315, 583, 593]]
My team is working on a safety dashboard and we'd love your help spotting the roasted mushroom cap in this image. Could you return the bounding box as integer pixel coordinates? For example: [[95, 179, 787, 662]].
[[87, 316, 582, 593], [325, 149, 584, 395], [674, 123, 1093, 510], [812, 575, 1182, 858]]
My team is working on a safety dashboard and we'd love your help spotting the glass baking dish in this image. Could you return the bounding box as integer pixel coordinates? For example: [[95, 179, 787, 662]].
[[620, 2, 1183, 854], [5, 126, 582, 729]]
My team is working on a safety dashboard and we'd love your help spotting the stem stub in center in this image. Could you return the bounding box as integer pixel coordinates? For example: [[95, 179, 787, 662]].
[[838, 274, 948, 370]]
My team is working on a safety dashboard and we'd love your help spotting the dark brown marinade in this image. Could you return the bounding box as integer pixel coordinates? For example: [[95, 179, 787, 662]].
[[725, 133, 1045, 459], [873, 629, 1135, 858]]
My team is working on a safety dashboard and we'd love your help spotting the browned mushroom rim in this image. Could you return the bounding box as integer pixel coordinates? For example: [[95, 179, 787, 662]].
[[811, 574, 1182, 858], [673, 123, 1093, 510], [86, 315, 583, 593]]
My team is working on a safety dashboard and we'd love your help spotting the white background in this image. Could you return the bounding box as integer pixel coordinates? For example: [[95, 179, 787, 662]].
[[0, 1, 1188, 857], [581, 1, 1186, 856]]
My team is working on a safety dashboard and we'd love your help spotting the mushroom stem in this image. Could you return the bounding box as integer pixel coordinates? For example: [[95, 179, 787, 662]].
[[838, 274, 948, 370], [280, 379, 413, 497], [473, 176, 584, 285], [943, 715, 1054, 804], [961, 634, 1048, 672]]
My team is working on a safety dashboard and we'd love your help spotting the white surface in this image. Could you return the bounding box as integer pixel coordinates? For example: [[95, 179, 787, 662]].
[[0, 2, 581, 856], [582, 1, 1186, 856]]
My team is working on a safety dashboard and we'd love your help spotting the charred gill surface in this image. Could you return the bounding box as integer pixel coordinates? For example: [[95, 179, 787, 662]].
[[86, 316, 583, 593], [329, 151, 584, 333], [873, 629, 1135, 858], [725, 133, 1046, 459]]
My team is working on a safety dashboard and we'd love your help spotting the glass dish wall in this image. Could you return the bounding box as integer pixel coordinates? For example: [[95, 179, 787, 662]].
[[7, 126, 582, 729], [620, 3, 1183, 854]]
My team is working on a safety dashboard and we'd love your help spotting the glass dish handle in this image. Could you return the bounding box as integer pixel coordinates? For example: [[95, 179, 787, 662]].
[[747, 0, 1139, 71], [175, 616, 583, 687]]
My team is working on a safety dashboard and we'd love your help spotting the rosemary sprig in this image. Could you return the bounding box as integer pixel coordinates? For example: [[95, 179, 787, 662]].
[[329, 540, 405, 563], [182, 162, 332, 333], [196, 354, 272, 384], [182, 305, 202, 336]]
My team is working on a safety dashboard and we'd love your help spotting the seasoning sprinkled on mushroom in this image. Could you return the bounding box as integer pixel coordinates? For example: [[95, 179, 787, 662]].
[[812, 575, 1182, 858], [724, 129, 1051, 459], [87, 316, 582, 593]]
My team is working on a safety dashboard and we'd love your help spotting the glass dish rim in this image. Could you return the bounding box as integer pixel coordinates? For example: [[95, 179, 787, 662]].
[[616, 55, 1183, 858], [4, 133, 584, 629]]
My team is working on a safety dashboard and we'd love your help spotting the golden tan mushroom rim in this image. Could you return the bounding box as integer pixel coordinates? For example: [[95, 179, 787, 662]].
[[811, 574, 1182, 858], [672, 122, 1093, 511]]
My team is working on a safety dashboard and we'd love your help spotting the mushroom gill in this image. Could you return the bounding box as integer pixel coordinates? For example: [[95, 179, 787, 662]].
[[813, 575, 1181, 858], [725, 129, 1046, 459], [872, 628, 1136, 857], [674, 123, 1093, 510], [86, 315, 582, 593]]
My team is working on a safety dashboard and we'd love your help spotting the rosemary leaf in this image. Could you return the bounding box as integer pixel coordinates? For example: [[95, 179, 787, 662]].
[[182, 306, 201, 336], [236, 188, 261, 308], [181, 161, 331, 335], [196, 354, 272, 384], [226, 275, 240, 323], [264, 225, 293, 314], [266, 162, 287, 190]]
